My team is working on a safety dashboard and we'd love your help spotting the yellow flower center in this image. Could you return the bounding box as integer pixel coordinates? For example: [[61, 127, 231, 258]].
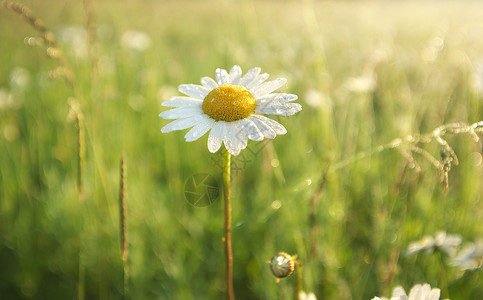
[[202, 84, 256, 122]]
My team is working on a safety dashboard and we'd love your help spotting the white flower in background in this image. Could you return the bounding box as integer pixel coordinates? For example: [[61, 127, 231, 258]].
[[159, 65, 302, 156], [10, 67, 30, 90], [372, 283, 441, 300], [121, 30, 152, 52], [406, 231, 462, 257], [344, 72, 377, 93], [58, 26, 89, 59], [0, 89, 14, 110], [304, 88, 332, 110], [299, 291, 317, 300], [451, 240, 483, 271]]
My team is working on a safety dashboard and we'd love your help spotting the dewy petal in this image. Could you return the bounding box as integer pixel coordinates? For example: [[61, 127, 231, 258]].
[[184, 115, 215, 142], [223, 121, 248, 156], [178, 84, 210, 99], [249, 115, 276, 139], [240, 67, 261, 87], [160, 66, 302, 154], [200, 76, 218, 90], [161, 115, 201, 133], [250, 115, 287, 135], [252, 78, 287, 98], [162, 96, 202, 107], [256, 102, 303, 116], [208, 121, 225, 153], [238, 118, 264, 141], [257, 93, 298, 103], [159, 106, 203, 119], [246, 73, 269, 90], [229, 65, 242, 85], [216, 68, 230, 85]]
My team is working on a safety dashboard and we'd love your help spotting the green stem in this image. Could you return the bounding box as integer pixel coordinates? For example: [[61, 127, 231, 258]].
[[223, 149, 235, 300], [77, 112, 85, 300], [77, 252, 85, 300], [294, 261, 302, 300], [119, 155, 128, 299], [437, 251, 449, 298]]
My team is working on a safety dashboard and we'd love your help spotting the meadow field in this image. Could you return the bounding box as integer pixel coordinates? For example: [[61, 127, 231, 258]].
[[1, 0, 483, 299]]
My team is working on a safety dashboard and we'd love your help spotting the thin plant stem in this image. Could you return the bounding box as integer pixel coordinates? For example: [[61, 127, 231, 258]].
[[77, 252, 85, 300], [294, 261, 302, 300], [77, 112, 85, 202], [309, 159, 331, 260], [223, 148, 235, 300], [76, 112, 85, 300], [437, 251, 449, 299], [119, 155, 129, 298]]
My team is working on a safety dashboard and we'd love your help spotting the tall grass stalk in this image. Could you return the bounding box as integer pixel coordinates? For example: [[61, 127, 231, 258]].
[[119, 155, 129, 298], [309, 159, 331, 260], [294, 260, 302, 300], [222, 148, 235, 300], [77, 112, 85, 202], [76, 111, 86, 300], [4, 1, 74, 86], [331, 121, 483, 189], [3, 1, 54, 44]]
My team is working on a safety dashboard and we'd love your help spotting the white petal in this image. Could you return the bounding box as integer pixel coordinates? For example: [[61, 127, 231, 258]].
[[249, 115, 276, 139], [161, 116, 201, 133], [427, 289, 441, 300], [223, 122, 248, 156], [162, 96, 202, 107], [392, 287, 407, 297], [159, 106, 203, 119], [246, 73, 269, 90], [184, 115, 215, 142], [239, 118, 264, 141], [240, 67, 261, 87], [256, 102, 302, 116], [216, 68, 230, 85], [229, 65, 242, 85], [257, 93, 298, 103], [408, 285, 424, 299], [208, 121, 225, 153], [250, 115, 287, 135], [200, 76, 218, 90], [178, 84, 209, 99], [252, 78, 287, 97]]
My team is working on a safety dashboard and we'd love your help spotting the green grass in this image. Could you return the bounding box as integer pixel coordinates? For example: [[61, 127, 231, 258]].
[[1, 0, 483, 299]]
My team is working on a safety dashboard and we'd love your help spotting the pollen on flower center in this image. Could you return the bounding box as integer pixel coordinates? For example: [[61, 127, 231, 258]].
[[202, 84, 256, 122]]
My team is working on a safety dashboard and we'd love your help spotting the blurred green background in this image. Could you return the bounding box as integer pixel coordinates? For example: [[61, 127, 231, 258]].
[[1, 0, 483, 299]]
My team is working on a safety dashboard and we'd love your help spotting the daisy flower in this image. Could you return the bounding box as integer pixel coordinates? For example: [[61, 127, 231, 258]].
[[299, 291, 317, 300], [159, 65, 302, 156], [372, 283, 441, 300], [406, 231, 462, 257], [451, 240, 483, 271]]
